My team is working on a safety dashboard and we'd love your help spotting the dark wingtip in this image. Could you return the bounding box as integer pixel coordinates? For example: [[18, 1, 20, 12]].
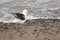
[[11, 12, 15, 15], [11, 12, 19, 19]]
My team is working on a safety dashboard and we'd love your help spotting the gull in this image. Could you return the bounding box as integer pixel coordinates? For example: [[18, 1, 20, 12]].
[[11, 9, 29, 24]]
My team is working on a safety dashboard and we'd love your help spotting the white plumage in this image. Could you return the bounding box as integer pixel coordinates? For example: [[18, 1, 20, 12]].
[[12, 9, 28, 24]]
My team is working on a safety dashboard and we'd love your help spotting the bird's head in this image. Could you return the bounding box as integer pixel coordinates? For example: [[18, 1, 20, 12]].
[[22, 9, 28, 15], [22, 9, 32, 16]]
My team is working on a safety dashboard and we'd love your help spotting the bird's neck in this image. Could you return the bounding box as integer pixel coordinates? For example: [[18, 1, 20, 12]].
[[22, 12, 27, 16]]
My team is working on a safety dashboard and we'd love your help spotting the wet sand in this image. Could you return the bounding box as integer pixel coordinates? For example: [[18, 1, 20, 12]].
[[0, 19, 60, 40]]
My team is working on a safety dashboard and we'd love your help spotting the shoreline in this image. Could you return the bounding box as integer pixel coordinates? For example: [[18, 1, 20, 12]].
[[0, 19, 60, 40]]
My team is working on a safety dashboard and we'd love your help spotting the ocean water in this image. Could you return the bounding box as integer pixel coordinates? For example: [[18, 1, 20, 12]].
[[0, 0, 60, 23]]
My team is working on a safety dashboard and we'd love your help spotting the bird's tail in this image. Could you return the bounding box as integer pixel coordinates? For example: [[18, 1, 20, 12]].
[[11, 12, 19, 19]]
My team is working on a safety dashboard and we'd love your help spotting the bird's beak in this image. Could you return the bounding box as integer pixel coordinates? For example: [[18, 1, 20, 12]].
[[28, 9, 32, 13]]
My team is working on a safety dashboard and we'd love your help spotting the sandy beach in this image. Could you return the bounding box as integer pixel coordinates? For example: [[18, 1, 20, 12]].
[[0, 0, 60, 40], [0, 19, 60, 40]]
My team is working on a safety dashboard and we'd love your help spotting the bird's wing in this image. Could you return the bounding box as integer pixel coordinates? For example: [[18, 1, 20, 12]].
[[11, 12, 25, 20], [15, 13, 25, 20]]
